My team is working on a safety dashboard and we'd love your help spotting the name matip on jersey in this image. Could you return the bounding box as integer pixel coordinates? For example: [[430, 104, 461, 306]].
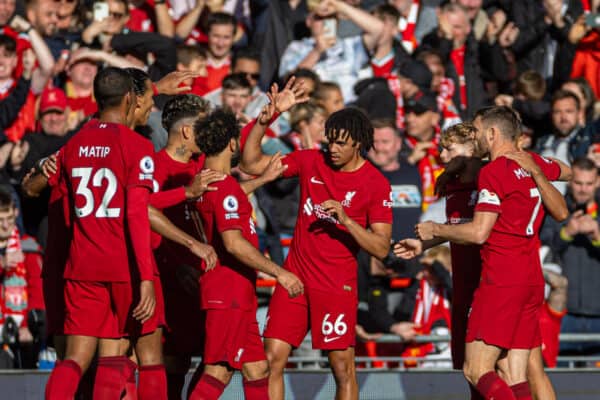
[[59, 119, 154, 282]]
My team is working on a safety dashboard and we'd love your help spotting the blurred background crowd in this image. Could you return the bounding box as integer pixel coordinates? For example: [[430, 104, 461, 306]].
[[0, 0, 599, 370]]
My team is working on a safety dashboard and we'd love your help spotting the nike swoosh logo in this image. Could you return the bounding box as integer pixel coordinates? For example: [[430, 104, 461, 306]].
[[310, 177, 324, 185], [324, 336, 340, 343]]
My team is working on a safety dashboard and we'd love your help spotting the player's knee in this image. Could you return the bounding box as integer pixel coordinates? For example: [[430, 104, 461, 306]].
[[330, 356, 355, 385], [243, 361, 270, 381], [462, 362, 482, 385], [266, 348, 287, 372]]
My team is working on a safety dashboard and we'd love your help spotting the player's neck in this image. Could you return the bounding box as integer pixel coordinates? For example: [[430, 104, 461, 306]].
[[98, 109, 128, 126], [339, 155, 366, 172], [165, 142, 192, 163], [204, 156, 231, 175], [490, 142, 518, 160]]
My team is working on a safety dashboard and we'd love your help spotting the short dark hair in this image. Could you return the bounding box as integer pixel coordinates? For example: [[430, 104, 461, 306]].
[[474, 106, 522, 140], [0, 187, 14, 211], [125, 68, 151, 96], [325, 107, 374, 153], [233, 47, 260, 68], [552, 89, 581, 110], [93, 67, 134, 111], [371, 118, 399, 136], [206, 12, 237, 35], [572, 157, 597, 172], [515, 70, 546, 101], [564, 77, 596, 108], [194, 108, 240, 156], [372, 4, 401, 23], [176, 45, 207, 67], [288, 68, 319, 84], [162, 94, 211, 134], [312, 81, 341, 102], [415, 48, 444, 66], [0, 35, 17, 54], [222, 73, 252, 92]]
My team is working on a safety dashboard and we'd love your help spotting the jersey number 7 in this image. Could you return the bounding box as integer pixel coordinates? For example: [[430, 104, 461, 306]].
[[526, 188, 541, 236]]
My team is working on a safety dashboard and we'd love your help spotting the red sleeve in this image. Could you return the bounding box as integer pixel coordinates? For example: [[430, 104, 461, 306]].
[[368, 176, 393, 225], [281, 149, 311, 178], [475, 163, 504, 214], [213, 179, 244, 233], [149, 187, 186, 209], [127, 186, 154, 281], [124, 132, 155, 191], [531, 152, 561, 181]]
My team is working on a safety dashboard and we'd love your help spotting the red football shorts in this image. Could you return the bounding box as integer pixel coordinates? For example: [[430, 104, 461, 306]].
[[63, 280, 132, 338], [264, 285, 357, 350], [203, 307, 265, 370], [450, 301, 471, 370], [43, 269, 65, 336], [466, 284, 544, 349], [127, 275, 166, 337], [539, 302, 566, 368]]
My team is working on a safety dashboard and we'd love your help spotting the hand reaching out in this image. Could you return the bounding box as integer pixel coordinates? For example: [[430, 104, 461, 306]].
[[268, 76, 310, 114], [185, 169, 226, 199], [155, 71, 202, 95], [260, 152, 288, 183], [504, 151, 542, 176], [393, 239, 423, 259]]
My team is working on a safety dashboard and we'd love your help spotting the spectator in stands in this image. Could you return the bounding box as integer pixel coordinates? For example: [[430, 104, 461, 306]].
[[389, 0, 438, 51], [203, 12, 237, 94], [368, 118, 422, 242], [24, 0, 59, 38], [421, 3, 507, 119], [220, 73, 253, 124], [495, 70, 551, 137], [282, 101, 326, 151], [402, 90, 443, 210], [535, 90, 586, 193], [0, 186, 44, 368], [205, 47, 269, 119], [562, 77, 597, 126], [568, 3, 600, 99], [311, 81, 344, 117], [8, 88, 74, 183], [175, 44, 208, 96], [63, 50, 99, 119], [286, 68, 319, 98], [541, 157, 600, 358], [126, 0, 175, 37], [279, 0, 384, 102], [509, 0, 583, 89]]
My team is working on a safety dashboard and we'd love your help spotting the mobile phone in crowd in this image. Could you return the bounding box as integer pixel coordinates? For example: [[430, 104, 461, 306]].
[[585, 13, 600, 28], [93, 2, 109, 21], [323, 18, 337, 39]]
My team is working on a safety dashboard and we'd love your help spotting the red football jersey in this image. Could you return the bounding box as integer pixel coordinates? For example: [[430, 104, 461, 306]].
[[59, 119, 155, 282], [475, 153, 560, 286], [445, 178, 482, 306], [196, 175, 258, 310], [282, 150, 393, 292], [151, 150, 205, 270]]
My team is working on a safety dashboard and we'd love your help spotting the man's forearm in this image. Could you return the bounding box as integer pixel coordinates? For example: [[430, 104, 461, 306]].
[[532, 170, 568, 221], [433, 222, 485, 245], [345, 219, 390, 260]]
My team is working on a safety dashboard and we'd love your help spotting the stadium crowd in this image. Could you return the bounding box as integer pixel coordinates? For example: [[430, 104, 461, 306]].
[[0, 0, 598, 398]]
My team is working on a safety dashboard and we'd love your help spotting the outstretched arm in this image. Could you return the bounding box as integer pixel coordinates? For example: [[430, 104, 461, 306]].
[[240, 152, 288, 194], [416, 211, 498, 245], [240, 77, 309, 175]]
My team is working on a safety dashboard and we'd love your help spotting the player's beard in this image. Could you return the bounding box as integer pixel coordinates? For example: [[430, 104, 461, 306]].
[[230, 145, 241, 168]]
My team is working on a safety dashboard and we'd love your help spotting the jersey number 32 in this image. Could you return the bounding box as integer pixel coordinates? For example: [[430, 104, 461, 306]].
[[72, 167, 120, 218]]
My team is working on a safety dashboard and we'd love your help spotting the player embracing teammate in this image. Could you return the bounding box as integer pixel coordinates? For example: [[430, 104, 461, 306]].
[[398, 106, 570, 400]]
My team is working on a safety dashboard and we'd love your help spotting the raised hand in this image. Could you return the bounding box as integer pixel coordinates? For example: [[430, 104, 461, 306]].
[[269, 77, 310, 114], [415, 221, 436, 241], [156, 71, 202, 95], [504, 151, 541, 176]]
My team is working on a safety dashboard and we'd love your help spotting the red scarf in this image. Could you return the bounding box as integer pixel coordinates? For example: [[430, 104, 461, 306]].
[[437, 77, 462, 127], [0, 228, 28, 329], [581, 0, 591, 12], [405, 128, 443, 210], [398, 0, 420, 54], [449, 45, 467, 112], [401, 278, 451, 367]]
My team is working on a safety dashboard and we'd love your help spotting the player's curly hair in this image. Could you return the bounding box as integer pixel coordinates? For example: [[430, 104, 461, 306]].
[[473, 106, 522, 140], [440, 122, 477, 148], [162, 94, 211, 134], [325, 107, 374, 153], [194, 108, 239, 157]]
